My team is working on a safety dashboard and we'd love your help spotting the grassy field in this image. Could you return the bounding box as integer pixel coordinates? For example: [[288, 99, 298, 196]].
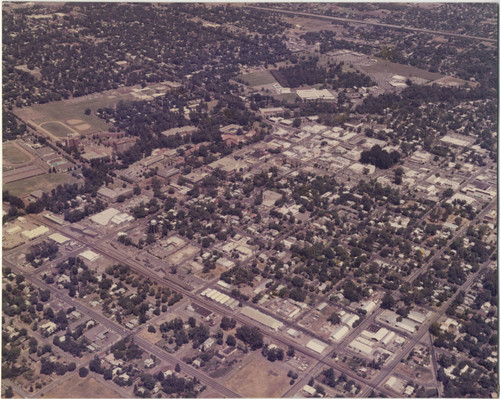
[[3, 144, 32, 164], [361, 58, 444, 81], [275, 92, 299, 103], [238, 70, 277, 87], [3, 173, 77, 197], [44, 375, 122, 398], [16, 90, 135, 135], [225, 355, 290, 397], [40, 121, 74, 138]]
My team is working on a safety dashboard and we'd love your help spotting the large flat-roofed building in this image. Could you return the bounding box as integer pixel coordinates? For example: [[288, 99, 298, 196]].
[[157, 167, 180, 180], [208, 156, 248, 175], [22, 226, 50, 240], [49, 233, 69, 244], [330, 325, 349, 341], [297, 88, 335, 101], [306, 338, 329, 354], [79, 250, 100, 262], [240, 306, 283, 331], [161, 126, 197, 138], [97, 187, 134, 203], [90, 208, 121, 226], [260, 107, 284, 117]]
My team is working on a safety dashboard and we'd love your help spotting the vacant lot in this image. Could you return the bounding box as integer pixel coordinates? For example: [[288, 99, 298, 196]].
[[239, 70, 277, 87], [225, 355, 290, 397], [3, 143, 32, 165], [166, 244, 199, 265], [40, 121, 74, 138], [3, 173, 77, 197], [45, 375, 121, 398]]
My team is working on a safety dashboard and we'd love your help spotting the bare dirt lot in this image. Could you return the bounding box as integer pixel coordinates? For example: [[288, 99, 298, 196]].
[[166, 244, 199, 265], [44, 375, 122, 398], [225, 355, 290, 397]]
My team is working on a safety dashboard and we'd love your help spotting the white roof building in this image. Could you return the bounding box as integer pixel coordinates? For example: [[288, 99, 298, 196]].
[[240, 306, 283, 331], [349, 339, 373, 355], [22, 226, 49, 240], [302, 385, 317, 396], [372, 327, 390, 342], [330, 325, 349, 341], [360, 301, 377, 314], [381, 331, 396, 346], [297, 88, 335, 100], [79, 250, 100, 262], [90, 208, 121, 226], [342, 313, 360, 328], [287, 328, 300, 338], [49, 233, 70, 244], [306, 338, 329, 354], [407, 310, 429, 324]]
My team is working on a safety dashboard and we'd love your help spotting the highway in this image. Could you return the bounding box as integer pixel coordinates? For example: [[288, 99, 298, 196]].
[[238, 5, 497, 43]]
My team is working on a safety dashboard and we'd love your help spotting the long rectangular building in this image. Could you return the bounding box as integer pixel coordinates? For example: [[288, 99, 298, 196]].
[[240, 306, 283, 331]]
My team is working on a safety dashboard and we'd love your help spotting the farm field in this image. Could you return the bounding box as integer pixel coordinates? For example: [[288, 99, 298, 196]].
[[44, 375, 122, 398], [3, 173, 77, 197], [3, 143, 32, 165], [225, 355, 290, 397]]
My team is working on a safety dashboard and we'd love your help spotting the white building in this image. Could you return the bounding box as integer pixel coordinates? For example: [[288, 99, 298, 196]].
[[306, 338, 329, 354]]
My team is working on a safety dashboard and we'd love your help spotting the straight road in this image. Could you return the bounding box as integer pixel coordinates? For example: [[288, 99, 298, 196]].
[[357, 261, 490, 397], [239, 5, 497, 43], [4, 258, 241, 398], [24, 214, 394, 393]]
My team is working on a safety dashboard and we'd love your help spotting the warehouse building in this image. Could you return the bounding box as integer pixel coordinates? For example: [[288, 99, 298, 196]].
[[240, 306, 283, 331], [349, 336, 373, 355], [22, 225, 49, 240], [306, 338, 329, 354], [49, 233, 69, 244], [330, 325, 349, 342], [79, 250, 100, 262]]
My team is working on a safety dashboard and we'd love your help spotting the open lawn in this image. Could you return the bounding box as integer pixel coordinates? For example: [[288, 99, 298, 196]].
[[238, 70, 277, 87], [361, 58, 444, 81], [40, 121, 74, 138], [15, 89, 135, 136], [44, 375, 122, 398], [225, 355, 290, 397], [3, 143, 32, 165], [275, 92, 299, 103], [3, 173, 77, 197], [137, 327, 162, 345]]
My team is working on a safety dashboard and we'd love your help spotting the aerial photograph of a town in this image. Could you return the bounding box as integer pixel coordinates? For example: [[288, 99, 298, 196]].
[[1, 2, 498, 398]]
